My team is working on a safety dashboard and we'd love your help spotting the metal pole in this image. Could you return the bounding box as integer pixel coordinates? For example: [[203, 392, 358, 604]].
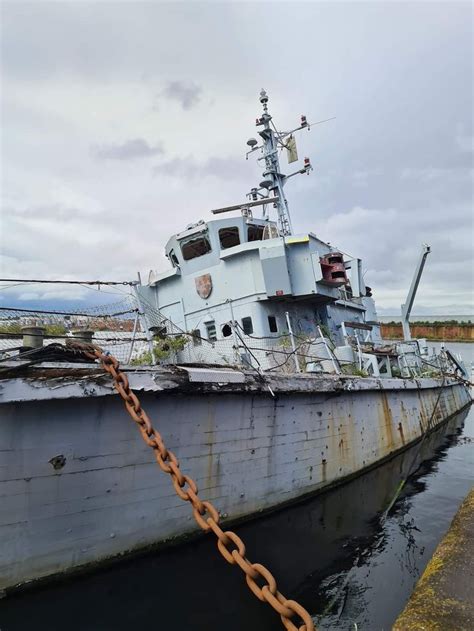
[[132, 282, 157, 365], [341, 321, 349, 344], [285, 311, 301, 373], [227, 299, 241, 365], [317, 325, 340, 374], [355, 333, 363, 370], [401, 244, 431, 341], [126, 311, 139, 364], [258, 90, 293, 235]]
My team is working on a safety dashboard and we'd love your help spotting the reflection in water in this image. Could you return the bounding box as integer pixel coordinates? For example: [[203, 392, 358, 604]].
[[0, 406, 472, 631], [312, 405, 473, 630]]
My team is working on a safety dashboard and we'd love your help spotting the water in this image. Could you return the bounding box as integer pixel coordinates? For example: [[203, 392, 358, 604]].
[[0, 389, 472, 631], [430, 340, 473, 365], [314, 404, 473, 630]]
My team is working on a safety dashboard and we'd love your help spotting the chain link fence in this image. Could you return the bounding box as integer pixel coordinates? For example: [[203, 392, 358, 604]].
[[0, 293, 340, 371], [1, 285, 464, 379], [0, 298, 148, 364]]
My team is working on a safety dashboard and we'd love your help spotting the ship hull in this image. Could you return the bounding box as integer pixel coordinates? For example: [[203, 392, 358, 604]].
[[0, 367, 471, 591]]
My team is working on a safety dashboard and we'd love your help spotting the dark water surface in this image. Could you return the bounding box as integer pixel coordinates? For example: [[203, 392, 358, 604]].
[[1, 402, 472, 631]]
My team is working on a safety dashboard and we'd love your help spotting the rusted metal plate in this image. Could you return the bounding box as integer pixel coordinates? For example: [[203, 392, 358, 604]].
[[343, 320, 372, 331], [178, 366, 245, 383]]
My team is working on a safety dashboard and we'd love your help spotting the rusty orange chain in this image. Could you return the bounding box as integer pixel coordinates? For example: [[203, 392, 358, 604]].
[[76, 343, 315, 631]]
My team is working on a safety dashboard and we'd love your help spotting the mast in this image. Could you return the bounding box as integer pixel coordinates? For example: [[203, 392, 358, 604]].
[[213, 90, 318, 231], [247, 89, 313, 236], [257, 90, 293, 235]]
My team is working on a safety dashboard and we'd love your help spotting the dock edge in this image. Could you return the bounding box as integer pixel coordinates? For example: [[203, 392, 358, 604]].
[[394, 487, 474, 630]]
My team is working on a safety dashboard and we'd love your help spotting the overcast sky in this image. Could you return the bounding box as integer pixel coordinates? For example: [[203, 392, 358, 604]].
[[1, 1, 473, 314]]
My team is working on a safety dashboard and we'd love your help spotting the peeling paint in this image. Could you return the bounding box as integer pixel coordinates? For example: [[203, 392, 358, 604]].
[[398, 422, 406, 445], [0, 369, 470, 592], [48, 455, 66, 470]]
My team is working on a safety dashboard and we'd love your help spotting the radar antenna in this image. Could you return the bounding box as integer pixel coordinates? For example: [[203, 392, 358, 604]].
[[246, 89, 314, 236]]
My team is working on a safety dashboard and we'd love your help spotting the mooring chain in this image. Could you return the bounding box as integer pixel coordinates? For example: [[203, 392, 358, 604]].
[[78, 344, 314, 631]]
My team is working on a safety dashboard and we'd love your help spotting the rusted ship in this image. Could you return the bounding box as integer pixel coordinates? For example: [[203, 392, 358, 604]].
[[0, 90, 471, 593]]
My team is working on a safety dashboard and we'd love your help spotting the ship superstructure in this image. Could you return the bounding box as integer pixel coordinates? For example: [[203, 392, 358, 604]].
[[138, 91, 440, 378]]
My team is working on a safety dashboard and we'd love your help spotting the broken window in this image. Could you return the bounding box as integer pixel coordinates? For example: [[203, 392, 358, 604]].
[[221, 323, 232, 337], [219, 227, 240, 249], [268, 315, 278, 333], [247, 225, 265, 242], [181, 234, 212, 260], [191, 329, 202, 346], [241, 317, 253, 335]]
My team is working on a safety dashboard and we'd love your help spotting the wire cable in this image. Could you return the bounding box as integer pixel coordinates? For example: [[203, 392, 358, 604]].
[[0, 278, 137, 286]]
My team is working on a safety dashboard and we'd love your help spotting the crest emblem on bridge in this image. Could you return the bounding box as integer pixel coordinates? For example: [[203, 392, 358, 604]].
[[195, 274, 212, 299]]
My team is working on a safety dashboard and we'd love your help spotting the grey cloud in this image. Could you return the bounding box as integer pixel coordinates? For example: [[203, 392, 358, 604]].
[[4, 203, 168, 283], [297, 163, 473, 223], [92, 139, 164, 161], [7, 204, 96, 220], [456, 133, 474, 154], [162, 81, 202, 110], [2, 2, 472, 313], [314, 202, 472, 306], [153, 155, 251, 180]]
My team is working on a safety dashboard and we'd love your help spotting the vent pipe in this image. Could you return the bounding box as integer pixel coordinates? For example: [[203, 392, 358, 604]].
[[21, 325, 45, 349], [70, 329, 94, 344]]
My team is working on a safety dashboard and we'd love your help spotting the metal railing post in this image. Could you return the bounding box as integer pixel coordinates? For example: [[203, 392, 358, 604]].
[[317, 325, 340, 374], [126, 311, 140, 364], [227, 299, 241, 365], [285, 311, 301, 373], [132, 282, 157, 365]]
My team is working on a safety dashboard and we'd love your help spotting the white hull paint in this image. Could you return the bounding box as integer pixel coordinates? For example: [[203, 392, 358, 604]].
[[0, 367, 471, 591]]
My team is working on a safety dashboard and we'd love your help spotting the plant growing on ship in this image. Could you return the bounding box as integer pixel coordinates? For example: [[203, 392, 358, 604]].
[[132, 334, 189, 365]]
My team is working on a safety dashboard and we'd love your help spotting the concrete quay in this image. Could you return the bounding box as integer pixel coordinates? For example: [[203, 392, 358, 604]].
[[394, 487, 474, 630]]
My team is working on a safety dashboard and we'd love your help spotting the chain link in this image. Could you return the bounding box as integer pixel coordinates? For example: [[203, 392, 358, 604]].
[[76, 342, 315, 631]]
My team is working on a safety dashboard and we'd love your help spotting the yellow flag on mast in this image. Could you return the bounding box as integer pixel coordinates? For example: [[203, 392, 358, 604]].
[[286, 134, 298, 164]]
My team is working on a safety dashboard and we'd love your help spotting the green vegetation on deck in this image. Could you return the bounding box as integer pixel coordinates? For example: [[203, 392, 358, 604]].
[[394, 488, 474, 630]]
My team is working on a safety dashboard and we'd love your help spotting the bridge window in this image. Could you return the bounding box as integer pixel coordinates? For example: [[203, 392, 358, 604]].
[[181, 234, 212, 260], [219, 227, 240, 249], [241, 317, 253, 335], [205, 321, 217, 341], [168, 249, 180, 267], [248, 225, 265, 242], [268, 315, 278, 333]]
